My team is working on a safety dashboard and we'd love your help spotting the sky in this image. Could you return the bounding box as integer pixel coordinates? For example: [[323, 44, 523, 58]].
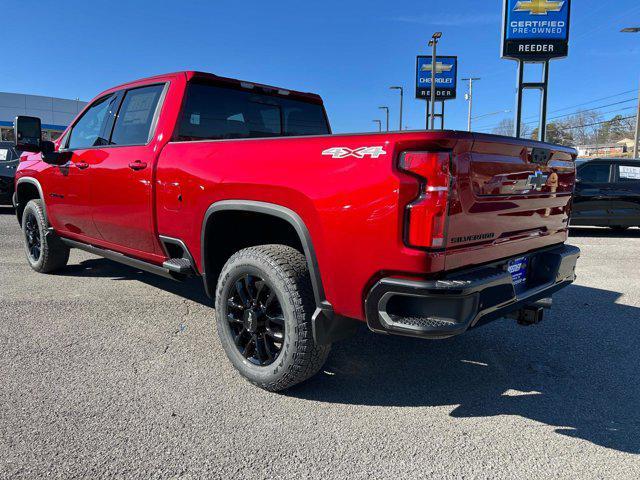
[[2, 0, 639, 134]]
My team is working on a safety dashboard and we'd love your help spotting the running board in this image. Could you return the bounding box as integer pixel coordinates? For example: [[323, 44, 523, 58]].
[[163, 257, 194, 274], [60, 238, 178, 280]]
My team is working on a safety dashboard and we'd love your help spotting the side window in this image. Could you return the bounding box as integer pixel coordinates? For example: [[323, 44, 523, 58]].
[[618, 165, 640, 183], [67, 94, 117, 149], [579, 164, 611, 183], [110, 84, 164, 146]]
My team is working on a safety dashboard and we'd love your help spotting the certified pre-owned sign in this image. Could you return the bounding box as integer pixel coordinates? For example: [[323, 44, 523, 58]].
[[415, 56, 458, 101], [502, 0, 571, 61]]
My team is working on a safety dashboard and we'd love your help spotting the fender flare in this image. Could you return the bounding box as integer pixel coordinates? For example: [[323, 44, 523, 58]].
[[201, 200, 326, 304], [15, 177, 48, 223], [200, 200, 358, 345]]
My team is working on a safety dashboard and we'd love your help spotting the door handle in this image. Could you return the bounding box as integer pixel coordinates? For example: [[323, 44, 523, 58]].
[[75, 162, 89, 170], [129, 160, 147, 171]]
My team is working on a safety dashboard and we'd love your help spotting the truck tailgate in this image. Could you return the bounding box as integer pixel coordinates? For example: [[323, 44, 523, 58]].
[[444, 134, 576, 271]]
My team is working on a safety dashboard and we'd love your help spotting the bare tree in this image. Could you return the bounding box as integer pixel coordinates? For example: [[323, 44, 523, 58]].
[[532, 123, 575, 146], [562, 110, 602, 145], [492, 118, 532, 138], [493, 109, 633, 148], [597, 115, 636, 142]]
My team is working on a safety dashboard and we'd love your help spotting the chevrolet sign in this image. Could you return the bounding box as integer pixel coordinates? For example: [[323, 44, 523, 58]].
[[415, 55, 458, 100], [502, 0, 571, 60]]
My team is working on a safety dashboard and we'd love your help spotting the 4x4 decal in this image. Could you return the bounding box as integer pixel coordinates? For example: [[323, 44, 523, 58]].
[[322, 146, 387, 159]]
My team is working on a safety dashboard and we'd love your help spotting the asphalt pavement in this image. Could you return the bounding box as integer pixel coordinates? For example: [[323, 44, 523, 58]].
[[1, 205, 639, 479]]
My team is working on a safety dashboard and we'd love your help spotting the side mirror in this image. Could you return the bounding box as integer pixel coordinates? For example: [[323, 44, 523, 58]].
[[41, 140, 71, 166], [14, 116, 42, 152]]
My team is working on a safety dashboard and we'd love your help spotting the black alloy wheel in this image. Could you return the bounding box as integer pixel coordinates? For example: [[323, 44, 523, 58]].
[[24, 211, 41, 262], [21, 199, 70, 273], [226, 274, 285, 366], [215, 245, 331, 391]]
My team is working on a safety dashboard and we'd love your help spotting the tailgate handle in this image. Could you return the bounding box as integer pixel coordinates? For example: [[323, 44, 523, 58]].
[[530, 148, 551, 165]]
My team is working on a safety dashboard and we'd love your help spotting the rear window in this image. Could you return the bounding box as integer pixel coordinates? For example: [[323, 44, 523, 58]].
[[177, 83, 329, 141], [111, 84, 164, 146], [579, 163, 611, 183]]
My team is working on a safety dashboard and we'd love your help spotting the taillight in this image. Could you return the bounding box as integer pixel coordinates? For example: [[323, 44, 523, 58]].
[[399, 151, 451, 249]]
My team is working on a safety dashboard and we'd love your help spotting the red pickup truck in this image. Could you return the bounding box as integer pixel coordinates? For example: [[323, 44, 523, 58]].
[[12, 71, 580, 391]]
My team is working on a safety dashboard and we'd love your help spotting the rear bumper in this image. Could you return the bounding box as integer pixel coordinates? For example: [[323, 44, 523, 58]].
[[365, 244, 580, 339]]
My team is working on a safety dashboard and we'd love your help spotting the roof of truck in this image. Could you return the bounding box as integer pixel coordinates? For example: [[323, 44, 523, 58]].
[[108, 71, 324, 104]]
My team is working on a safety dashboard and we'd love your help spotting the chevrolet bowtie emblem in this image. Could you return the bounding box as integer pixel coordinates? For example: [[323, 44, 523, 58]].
[[421, 62, 453, 74], [514, 0, 564, 15], [527, 170, 549, 191]]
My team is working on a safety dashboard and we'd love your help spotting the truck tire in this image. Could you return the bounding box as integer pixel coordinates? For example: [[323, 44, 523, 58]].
[[215, 244, 331, 391], [21, 199, 70, 273]]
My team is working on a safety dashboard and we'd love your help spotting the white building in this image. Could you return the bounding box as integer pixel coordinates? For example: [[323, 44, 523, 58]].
[[575, 143, 628, 158], [0, 92, 86, 142]]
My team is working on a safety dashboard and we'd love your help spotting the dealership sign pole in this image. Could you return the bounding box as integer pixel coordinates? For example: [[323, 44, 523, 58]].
[[636, 80, 640, 158], [416, 55, 458, 130], [502, 0, 571, 141]]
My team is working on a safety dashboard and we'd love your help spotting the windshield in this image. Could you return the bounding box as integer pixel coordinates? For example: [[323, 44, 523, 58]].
[[177, 82, 330, 141]]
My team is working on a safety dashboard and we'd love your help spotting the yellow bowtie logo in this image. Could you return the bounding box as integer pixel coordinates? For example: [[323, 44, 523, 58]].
[[421, 62, 454, 74], [514, 0, 565, 15]]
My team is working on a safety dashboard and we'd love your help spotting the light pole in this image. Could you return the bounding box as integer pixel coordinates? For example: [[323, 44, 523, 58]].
[[389, 86, 404, 131], [372, 119, 382, 132], [462, 77, 481, 132], [622, 27, 640, 158], [378, 106, 390, 132], [428, 32, 442, 130]]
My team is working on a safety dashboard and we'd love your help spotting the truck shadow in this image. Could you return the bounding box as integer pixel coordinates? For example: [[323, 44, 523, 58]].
[[290, 284, 640, 454], [0, 206, 15, 215], [57, 258, 640, 453], [59, 258, 211, 306], [570, 227, 640, 238]]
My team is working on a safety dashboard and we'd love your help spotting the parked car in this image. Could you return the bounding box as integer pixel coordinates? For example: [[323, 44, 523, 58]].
[[572, 158, 640, 230], [12, 71, 580, 391], [0, 141, 21, 205]]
